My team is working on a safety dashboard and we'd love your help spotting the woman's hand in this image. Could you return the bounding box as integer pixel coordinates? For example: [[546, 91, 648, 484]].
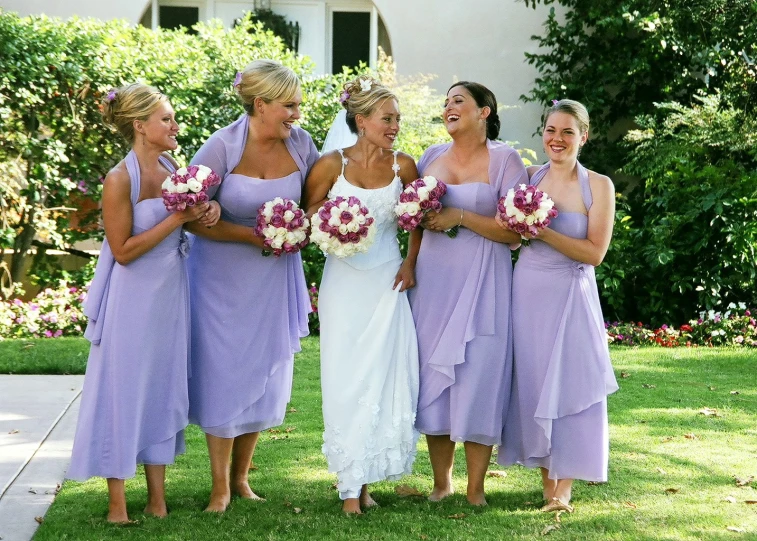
[[393, 259, 417, 292], [494, 214, 540, 240], [175, 202, 210, 224], [421, 208, 462, 232], [197, 200, 221, 228]]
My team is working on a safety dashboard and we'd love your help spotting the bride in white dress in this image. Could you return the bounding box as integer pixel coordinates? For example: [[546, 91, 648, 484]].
[[303, 76, 421, 514]]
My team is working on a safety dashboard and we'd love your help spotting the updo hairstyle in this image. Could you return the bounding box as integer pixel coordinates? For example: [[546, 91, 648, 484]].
[[101, 83, 168, 144], [235, 59, 300, 116], [340, 76, 397, 135], [447, 81, 500, 140]]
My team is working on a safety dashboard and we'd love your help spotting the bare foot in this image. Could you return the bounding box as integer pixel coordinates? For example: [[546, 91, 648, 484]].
[[342, 498, 362, 514], [428, 486, 454, 502], [232, 480, 264, 501], [204, 489, 231, 513], [107, 508, 130, 523], [466, 491, 488, 506], [143, 502, 168, 518], [359, 491, 378, 508]]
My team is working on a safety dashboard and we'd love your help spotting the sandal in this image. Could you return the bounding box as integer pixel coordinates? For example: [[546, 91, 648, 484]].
[[540, 497, 574, 513]]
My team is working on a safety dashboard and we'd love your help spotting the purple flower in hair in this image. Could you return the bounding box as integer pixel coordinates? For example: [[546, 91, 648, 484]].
[[339, 90, 350, 104], [552, 99, 559, 105], [106, 89, 117, 102], [234, 71, 243, 87]]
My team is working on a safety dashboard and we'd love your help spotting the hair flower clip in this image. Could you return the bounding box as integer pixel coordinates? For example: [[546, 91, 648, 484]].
[[360, 79, 372, 92], [234, 71, 243, 87], [552, 99, 559, 105], [339, 90, 350, 104], [106, 89, 117, 103]]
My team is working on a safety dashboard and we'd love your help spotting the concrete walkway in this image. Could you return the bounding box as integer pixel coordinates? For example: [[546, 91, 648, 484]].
[[0, 375, 84, 541]]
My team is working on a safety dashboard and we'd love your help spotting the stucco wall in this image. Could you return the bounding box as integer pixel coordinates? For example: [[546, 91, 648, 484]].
[[372, 0, 558, 159], [0, 0, 149, 22]]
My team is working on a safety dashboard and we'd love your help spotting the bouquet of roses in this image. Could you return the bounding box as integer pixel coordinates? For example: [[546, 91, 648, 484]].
[[310, 196, 376, 258], [161, 164, 221, 211], [394, 175, 453, 235], [254, 197, 310, 257], [497, 183, 558, 237]]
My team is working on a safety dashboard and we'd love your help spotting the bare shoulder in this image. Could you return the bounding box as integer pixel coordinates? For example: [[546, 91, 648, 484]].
[[103, 161, 130, 191], [526, 165, 541, 178], [587, 169, 614, 195], [395, 151, 417, 168], [308, 150, 343, 179]]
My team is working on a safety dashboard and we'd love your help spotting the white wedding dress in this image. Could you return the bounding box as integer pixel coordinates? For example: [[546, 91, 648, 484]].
[[319, 149, 420, 500]]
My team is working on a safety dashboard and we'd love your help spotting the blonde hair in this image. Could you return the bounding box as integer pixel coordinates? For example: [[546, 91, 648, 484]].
[[101, 83, 168, 144], [340, 75, 397, 134], [235, 59, 300, 115], [545, 99, 590, 135]]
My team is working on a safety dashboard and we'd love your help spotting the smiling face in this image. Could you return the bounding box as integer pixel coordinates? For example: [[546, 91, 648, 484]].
[[443, 85, 488, 138], [137, 100, 179, 151], [357, 98, 400, 149], [543, 111, 588, 163], [260, 88, 303, 140]]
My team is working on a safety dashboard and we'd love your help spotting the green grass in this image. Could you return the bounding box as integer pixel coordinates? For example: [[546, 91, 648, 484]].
[[25, 340, 757, 540], [0, 337, 89, 374]]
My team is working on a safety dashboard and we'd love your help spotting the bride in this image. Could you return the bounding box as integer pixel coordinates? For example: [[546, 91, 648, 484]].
[[303, 75, 420, 514]]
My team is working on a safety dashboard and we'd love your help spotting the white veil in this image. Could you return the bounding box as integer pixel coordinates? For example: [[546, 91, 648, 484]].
[[320, 109, 357, 155]]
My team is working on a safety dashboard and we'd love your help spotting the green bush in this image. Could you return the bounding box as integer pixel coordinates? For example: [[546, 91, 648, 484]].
[[608, 94, 757, 325]]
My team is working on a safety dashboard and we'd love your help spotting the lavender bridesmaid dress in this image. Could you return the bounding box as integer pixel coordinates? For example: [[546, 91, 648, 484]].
[[408, 141, 528, 445], [68, 151, 189, 480], [499, 162, 619, 481], [187, 115, 317, 438]]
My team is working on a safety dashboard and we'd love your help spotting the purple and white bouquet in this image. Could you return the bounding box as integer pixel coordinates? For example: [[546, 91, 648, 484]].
[[497, 184, 558, 237], [310, 196, 376, 258], [161, 164, 220, 211], [254, 197, 310, 257], [394, 175, 448, 232]]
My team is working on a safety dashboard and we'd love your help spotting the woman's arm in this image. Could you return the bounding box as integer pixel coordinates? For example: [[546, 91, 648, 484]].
[[302, 153, 341, 215], [394, 155, 421, 291], [103, 164, 208, 265], [183, 218, 266, 249], [537, 173, 615, 266], [422, 207, 521, 244]]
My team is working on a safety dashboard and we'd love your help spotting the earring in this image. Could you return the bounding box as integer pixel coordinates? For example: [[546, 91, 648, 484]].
[[359, 128, 365, 137]]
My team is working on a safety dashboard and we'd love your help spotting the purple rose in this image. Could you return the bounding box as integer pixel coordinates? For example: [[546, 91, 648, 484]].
[[340, 211, 353, 224]]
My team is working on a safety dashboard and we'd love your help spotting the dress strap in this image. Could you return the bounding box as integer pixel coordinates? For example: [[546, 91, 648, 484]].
[[577, 161, 593, 211], [337, 149, 348, 177], [124, 150, 141, 207], [530, 163, 550, 187], [391, 151, 400, 177]]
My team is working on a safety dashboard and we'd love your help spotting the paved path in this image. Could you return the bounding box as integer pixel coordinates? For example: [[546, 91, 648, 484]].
[[0, 375, 84, 541]]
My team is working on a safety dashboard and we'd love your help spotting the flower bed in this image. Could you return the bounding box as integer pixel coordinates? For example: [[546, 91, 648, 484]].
[[1, 283, 87, 339], [606, 304, 757, 347]]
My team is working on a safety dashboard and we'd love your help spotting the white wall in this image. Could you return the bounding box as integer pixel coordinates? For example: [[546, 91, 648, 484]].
[[372, 0, 557, 158], [0, 0, 149, 22]]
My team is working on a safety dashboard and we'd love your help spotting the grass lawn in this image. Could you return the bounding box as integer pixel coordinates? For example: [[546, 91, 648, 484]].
[[16, 338, 757, 540]]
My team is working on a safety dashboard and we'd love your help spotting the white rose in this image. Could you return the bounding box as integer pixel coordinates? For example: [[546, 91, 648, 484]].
[[338, 224, 348, 234], [525, 214, 536, 226], [161, 178, 175, 192], [525, 192, 533, 203], [186, 179, 203, 193], [424, 176, 437, 189], [175, 182, 190, 193], [407, 207, 419, 216], [194, 167, 210, 183], [417, 187, 430, 200], [283, 210, 295, 222], [514, 210, 526, 222], [338, 201, 349, 211], [271, 238, 283, 250], [356, 214, 366, 225], [330, 206, 341, 217], [176, 167, 188, 177], [272, 197, 284, 206], [534, 209, 548, 222], [328, 216, 341, 227], [347, 221, 359, 233], [263, 205, 274, 221]]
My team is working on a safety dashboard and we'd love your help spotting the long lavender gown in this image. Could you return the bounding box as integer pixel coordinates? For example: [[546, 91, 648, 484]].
[[408, 141, 528, 445], [68, 151, 189, 480], [499, 162, 619, 481], [187, 115, 317, 438]]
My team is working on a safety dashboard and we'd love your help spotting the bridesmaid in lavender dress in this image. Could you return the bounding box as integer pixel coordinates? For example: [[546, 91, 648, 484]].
[[409, 82, 527, 506], [68, 83, 214, 522], [497, 99, 618, 513], [185, 60, 318, 512]]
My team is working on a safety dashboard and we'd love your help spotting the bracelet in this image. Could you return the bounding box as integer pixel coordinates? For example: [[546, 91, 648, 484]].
[[458, 208, 464, 227]]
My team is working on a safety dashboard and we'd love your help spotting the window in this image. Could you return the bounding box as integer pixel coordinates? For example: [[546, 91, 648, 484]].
[[159, 5, 199, 33], [331, 11, 371, 74]]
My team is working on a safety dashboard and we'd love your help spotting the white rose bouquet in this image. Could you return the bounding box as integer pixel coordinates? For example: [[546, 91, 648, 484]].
[[161, 164, 220, 212], [254, 197, 310, 257], [497, 183, 558, 237], [310, 196, 376, 258]]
